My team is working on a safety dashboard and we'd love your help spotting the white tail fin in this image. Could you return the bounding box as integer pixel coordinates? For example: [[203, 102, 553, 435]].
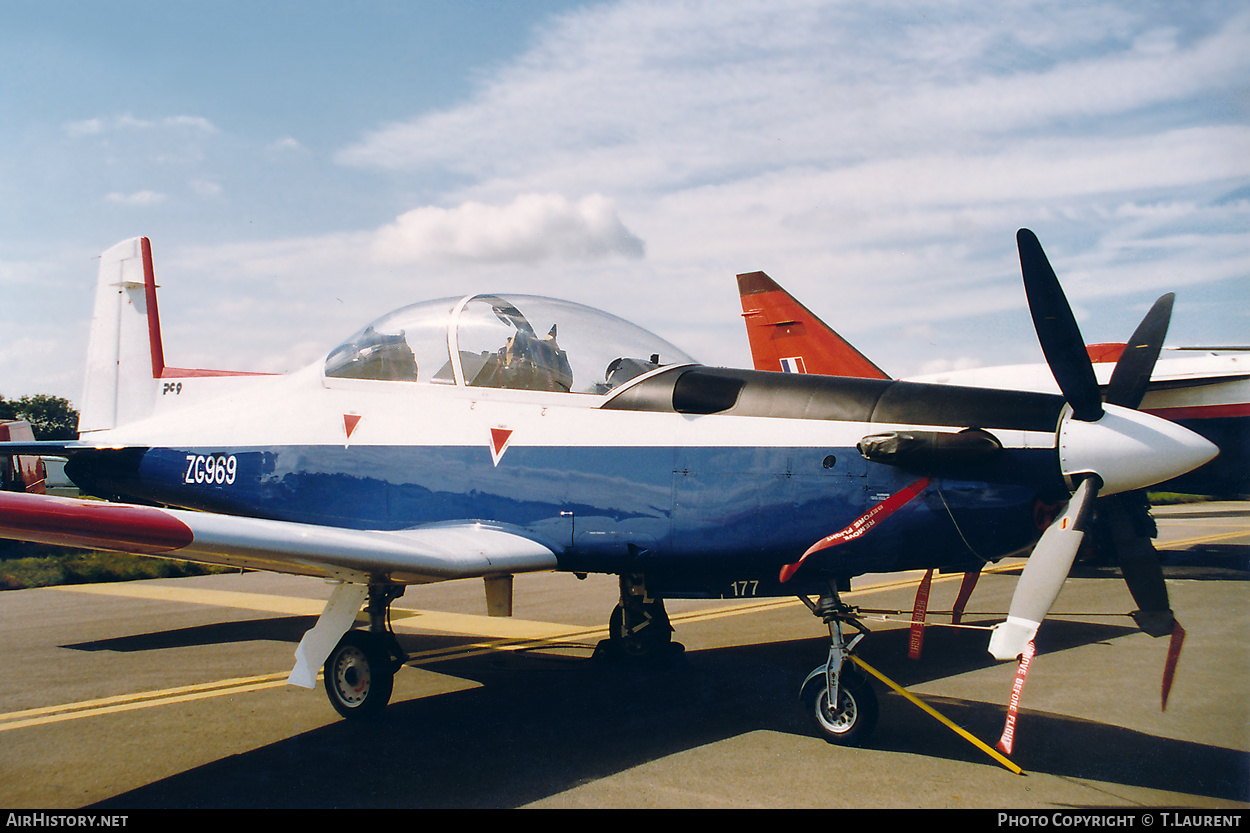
[[79, 237, 166, 433]]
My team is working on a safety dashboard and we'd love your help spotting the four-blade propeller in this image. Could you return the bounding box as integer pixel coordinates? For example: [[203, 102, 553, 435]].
[[987, 230, 1217, 661]]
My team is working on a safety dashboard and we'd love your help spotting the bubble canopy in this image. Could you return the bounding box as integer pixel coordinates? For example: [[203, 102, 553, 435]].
[[324, 294, 698, 395]]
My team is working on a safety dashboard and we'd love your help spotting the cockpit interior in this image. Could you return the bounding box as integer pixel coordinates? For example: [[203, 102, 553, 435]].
[[323, 294, 696, 395]]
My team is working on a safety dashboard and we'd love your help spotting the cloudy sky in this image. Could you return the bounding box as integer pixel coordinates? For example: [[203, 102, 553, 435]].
[[2, 0, 1247, 404]]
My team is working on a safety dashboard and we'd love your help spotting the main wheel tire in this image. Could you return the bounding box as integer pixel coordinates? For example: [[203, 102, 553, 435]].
[[800, 667, 878, 747], [324, 630, 394, 719], [609, 601, 672, 659]]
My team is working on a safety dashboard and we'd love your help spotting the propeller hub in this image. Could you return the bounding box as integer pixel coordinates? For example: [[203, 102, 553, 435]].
[[1057, 404, 1218, 496]]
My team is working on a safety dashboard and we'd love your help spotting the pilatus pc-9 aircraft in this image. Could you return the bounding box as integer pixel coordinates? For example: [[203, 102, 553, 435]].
[[0, 230, 1216, 746]]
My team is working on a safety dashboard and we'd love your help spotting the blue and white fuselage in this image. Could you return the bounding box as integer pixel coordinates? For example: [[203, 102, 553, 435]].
[[64, 290, 1068, 599]]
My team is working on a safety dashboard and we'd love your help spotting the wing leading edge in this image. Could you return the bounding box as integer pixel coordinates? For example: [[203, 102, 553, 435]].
[[0, 491, 560, 584]]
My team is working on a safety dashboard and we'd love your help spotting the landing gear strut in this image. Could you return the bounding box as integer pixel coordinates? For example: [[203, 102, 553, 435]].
[[324, 584, 407, 719], [598, 572, 677, 661], [799, 582, 878, 746]]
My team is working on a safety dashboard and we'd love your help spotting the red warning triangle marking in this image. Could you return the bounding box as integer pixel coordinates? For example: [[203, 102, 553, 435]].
[[490, 428, 513, 466], [344, 414, 362, 440]]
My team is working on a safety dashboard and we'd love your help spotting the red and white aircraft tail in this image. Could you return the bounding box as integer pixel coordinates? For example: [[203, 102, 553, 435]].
[[80, 238, 165, 433], [737, 271, 890, 380], [78, 238, 276, 435]]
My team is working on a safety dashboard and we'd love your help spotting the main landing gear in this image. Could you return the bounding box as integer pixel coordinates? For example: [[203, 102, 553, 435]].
[[324, 584, 407, 719], [318, 575, 878, 746], [597, 572, 679, 661], [798, 582, 878, 746]]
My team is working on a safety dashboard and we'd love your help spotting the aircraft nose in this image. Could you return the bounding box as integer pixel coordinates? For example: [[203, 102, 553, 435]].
[[1057, 404, 1219, 496]]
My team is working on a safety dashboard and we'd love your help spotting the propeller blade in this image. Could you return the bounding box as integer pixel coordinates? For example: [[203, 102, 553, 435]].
[[1101, 491, 1176, 637], [1000, 233, 1207, 677], [1018, 229, 1103, 422], [989, 477, 1098, 660], [1099, 490, 1185, 711], [1105, 293, 1174, 410]]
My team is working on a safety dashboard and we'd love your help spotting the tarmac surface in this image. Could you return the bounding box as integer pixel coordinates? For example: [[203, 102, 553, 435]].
[[0, 501, 1247, 809]]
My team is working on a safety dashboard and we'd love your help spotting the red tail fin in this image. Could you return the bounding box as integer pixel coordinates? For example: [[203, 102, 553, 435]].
[[737, 271, 889, 379]]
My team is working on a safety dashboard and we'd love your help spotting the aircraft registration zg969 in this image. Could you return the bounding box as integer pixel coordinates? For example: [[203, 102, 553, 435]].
[[0, 231, 1217, 746]]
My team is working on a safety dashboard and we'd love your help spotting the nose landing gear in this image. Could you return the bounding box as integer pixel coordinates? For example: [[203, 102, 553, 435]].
[[799, 583, 878, 746]]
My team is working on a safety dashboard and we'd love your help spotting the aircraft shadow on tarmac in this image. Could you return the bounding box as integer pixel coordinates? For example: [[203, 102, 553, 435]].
[[1068, 543, 1250, 582], [62, 616, 319, 653], [83, 617, 1248, 808], [1156, 543, 1250, 580]]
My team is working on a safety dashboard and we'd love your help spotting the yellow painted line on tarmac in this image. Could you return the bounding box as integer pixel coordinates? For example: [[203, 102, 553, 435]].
[[49, 582, 580, 641], [13, 518, 1246, 734], [1160, 528, 1250, 549], [665, 567, 1032, 628], [47, 582, 327, 617], [390, 608, 582, 641], [0, 673, 293, 733]]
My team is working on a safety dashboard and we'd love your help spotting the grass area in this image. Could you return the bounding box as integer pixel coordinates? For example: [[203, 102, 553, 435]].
[[0, 541, 233, 590], [1147, 491, 1223, 505]]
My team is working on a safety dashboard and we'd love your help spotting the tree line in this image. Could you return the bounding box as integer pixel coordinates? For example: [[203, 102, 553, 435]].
[[0, 394, 78, 440]]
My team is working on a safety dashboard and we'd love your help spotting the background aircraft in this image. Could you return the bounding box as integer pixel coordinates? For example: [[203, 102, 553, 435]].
[[738, 271, 1249, 499], [0, 420, 45, 494], [0, 231, 1215, 747]]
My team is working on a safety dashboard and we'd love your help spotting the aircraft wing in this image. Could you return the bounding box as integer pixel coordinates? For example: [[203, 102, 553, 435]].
[[0, 490, 560, 584]]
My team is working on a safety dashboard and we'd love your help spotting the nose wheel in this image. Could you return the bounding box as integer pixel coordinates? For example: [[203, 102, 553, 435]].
[[799, 582, 878, 746], [800, 665, 877, 746]]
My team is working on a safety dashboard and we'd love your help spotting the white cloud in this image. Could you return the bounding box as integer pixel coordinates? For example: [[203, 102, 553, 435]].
[[324, 2, 1250, 371], [190, 179, 222, 198], [0, 331, 86, 402], [268, 136, 306, 153], [337, 3, 1250, 189], [916, 356, 987, 376], [371, 193, 645, 264], [104, 190, 167, 206], [64, 114, 218, 136], [63, 118, 104, 137]]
